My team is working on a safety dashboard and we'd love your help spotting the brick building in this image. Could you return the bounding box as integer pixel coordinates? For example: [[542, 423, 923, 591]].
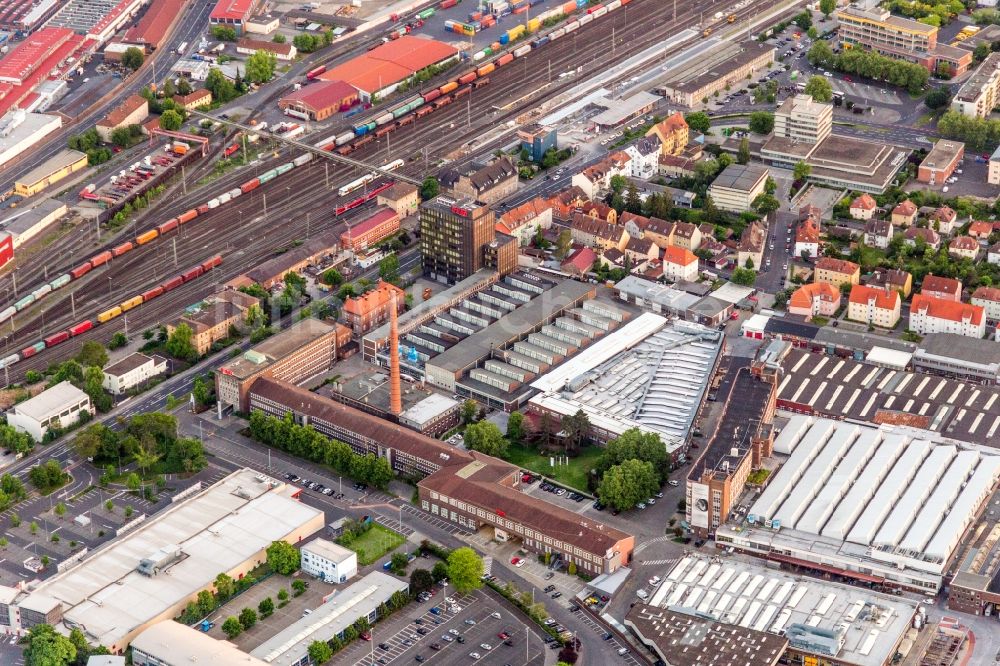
[[342, 281, 405, 336]]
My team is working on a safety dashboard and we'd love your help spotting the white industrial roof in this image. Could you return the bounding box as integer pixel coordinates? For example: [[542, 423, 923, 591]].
[[303, 538, 355, 565], [711, 282, 756, 305], [650, 554, 917, 666], [398, 393, 459, 426], [21, 469, 323, 649], [750, 417, 1000, 569], [131, 621, 266, 665], [865, 346, 912, 370], [11, 380, 88, 421]]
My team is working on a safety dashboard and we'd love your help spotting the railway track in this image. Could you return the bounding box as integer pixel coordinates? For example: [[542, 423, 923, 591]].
[[1, 0, 795, 381]]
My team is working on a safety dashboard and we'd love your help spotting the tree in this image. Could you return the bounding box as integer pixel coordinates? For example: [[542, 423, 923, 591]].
[[598, 429, 668, 482], [597, 459, 659, 511], [266, 540, 300, 574], [819, 0, 836, 17], [29, 460, 66, 492], [108, 331, 128, 349], [410, 568, 434, 595], [197, 589, 216, 615], [258, 596, 274, 618], [211, 25, 237, 41], [75, 341, 108, 369], [793, 160, 812, 181], [748, 111, 774, 134], [215, 572, 235, 599], [553, 228, 573, 259], [205, 67, 238, 104], [925, 87, 951, 110], [110, 127, 133, 149], [419, 176, 439, 200], [379, 254, 400, 284], [506, 411, 525, 446], [53, 502, 66, 518], [808, 40, 834, 68], [23, 624, 76, 666], [447, 547, 484, 593], [292, 579, 307, 596], [308, 641, 333, 665], [684, 111, 711, 133], [974, 41, 991, 63], [193, 376, 213, 408], [793, 11, 812, 30], [121, 47, 144, 71], [803, 75, 833, 103], [239, 607, 257, 630], [165, 322, 198, 361], [431, 561, 449, 582], [321, 269, 343, 287], [737, 137, 750, 165], [177, 77, 192, 95], [753, 193, 780, 216], [464, 421, 508, 457], [160, 109, 183, 131], [273, 33, 287, 43], [221, 617, 242, 639], [461, 400, 478, 425], [731, 267, 757, 286], [390, 552, 409, 573]]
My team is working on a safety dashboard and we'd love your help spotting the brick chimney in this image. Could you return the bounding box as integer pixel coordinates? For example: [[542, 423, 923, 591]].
[[389, 290, 402, 416]]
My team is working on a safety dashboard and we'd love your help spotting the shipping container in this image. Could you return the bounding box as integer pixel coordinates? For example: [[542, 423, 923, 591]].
[[136, 229, 159, 245], [458, 72, 477, 84], [43, 331, 70, 347], [276, 162, 293, 175], [201, 255, 223, 271], [97, 306, 123, 323], [240, 179, 260, 194], [513, 44, 532, 57], [13, 294, 35, 311], [473, 49, 486, 61], [354, 122, 370, 136], [141, 286, 165, 301], [480, 15, 495, 28], [228, 188, 242, 200], [562, 0, 577, 13], [207, 198, 221, 209], [178, 209, 198, 224], [477, 62, 496, 76], [550, 27, 566, 40], [564, 19, 579, 32], [0, 353, 17, 369], [607, 0, 622, 9], [335, 131, 355, 146], [439, 81, 459, 94], [293, 153, 313, 167], [306, 65, 326, 79], [48, 274, 71, 291], [375, 112, 394, 126], [161, 275, 184, 292], [157, 219, 179, 235], [120, 295, 143, 311], [527, 17, 541, 32], [499, 33, 509, 45], [69, 320, 94, 336], [218, 192, 232, 205], [0, 306, 15, 323], [441, 0, 458, 8], [579, 13, 593, 25], [422, 88, 442, 104], [508, 25, 526, 41], [91, 251, 113, 267], [497, 53, 514, 66], [181, 266, 204, 282], [197, 204, 210, 215], [20, 342, 44, 358], [417, 7, 435, 19], [70, 262, 93, 279], [592, 5, 607, 17]]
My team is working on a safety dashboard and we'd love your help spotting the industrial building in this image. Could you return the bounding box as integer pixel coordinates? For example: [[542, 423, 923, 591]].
[[947, 483, 1000, 614], [131, 622, 267, 666], [122, 0, 186, 49], [14, 149, 87, 197], [320, 371, 460, 436], [657, 41, 775, 108], [340, 207, 399, 252], [250, 571, 408, 666], [240, 229, 340, 289], [341, 280, 405, 336], [300, 538, 357, 583], [0, 198, 67, 248], [0, 113, 63, 170], [248, 377, 635, 574], [318, 35, 458, 101], [279, 79, 360, 121], [0, 27, 84, 119], [215, 318, 338, 412], [528, 313, 723, 451], [636, 554, 918, 666], [720, 414, 1000, 592], [101, 352, 167, 395], [917, 139, 964, 185], [209, 0, 261, 34], [912, 333, 1000, 384], [707, 163, 770, 212], [95, 94, 149, 142], [6, 380, 92, 441], [0, 469, 324, 651]]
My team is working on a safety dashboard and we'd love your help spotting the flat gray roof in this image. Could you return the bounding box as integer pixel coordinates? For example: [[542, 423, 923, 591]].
[[813, 327, 916, 355], [711, 163, 769, 192], [916, 333, 1000, 368], [11, 380, 88, 421], [591, 91, 660, 126]]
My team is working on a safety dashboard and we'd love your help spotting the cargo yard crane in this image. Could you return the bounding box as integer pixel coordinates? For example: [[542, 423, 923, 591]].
[[187, 110, 422, 186]]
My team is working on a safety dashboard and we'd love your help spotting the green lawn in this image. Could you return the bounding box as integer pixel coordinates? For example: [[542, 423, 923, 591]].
[[503, 443, 603, 493], [337, 523, 405, 566]]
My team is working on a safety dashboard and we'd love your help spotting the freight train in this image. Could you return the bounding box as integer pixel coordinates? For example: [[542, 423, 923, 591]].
[[314, 0, 631, 156], [0, 255, 223, 371]]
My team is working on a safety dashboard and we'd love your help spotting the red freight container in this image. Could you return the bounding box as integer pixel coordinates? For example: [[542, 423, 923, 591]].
[[480, 16, 496, 28], [197, 204, 210, 215], [240, 178, 260, 194], [112, 242, 133, 257], [0, 233, 11, 269], [441, 0, 458, 7], [306, 65, 326, 80], [161, 275, 184, 291], [454, 85, 471, 98], [497, 53, 514, 66], [69, 320, 94, 336], [178, 209, 198, 224], [422, 88, 441, 103], [458, 72, 477, 85], [20, 345, 39, 358], [562, 0, 576, 13], [141, 286, 165, 301], [90, 251, 113, 267], [43, 331, 70, 347], [201, 255, 222, 271], [70, 262, 92, 279], [181, 266, 204, 282], [157, 219, 179, 235], [337, 145, 355, 156]]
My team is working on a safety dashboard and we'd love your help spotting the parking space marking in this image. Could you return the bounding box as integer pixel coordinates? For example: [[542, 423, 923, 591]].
[[572, 611, 642, 665]]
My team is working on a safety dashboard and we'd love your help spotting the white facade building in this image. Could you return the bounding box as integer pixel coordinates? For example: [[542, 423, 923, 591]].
[[624, 136, 661, 179], [301, 538, 357, 583], [7, 381, 92, 441], [102, 353, 168, 395]]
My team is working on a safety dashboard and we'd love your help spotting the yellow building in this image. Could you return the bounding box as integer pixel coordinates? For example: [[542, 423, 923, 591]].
[[14, 149, 88, 197], [645, 112, 689, 156], [813, 257, 860, 288]]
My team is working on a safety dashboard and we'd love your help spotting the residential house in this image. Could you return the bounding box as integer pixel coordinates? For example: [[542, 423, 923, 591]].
[[795, 215, 820, 259], [569, 213, 628, 251], [658, 154, 698, 178], [813, 257, 860, 288], [577, 201, 617, 224], [452, 157, 518, 205], [989, 242, 1000, 265], [868, 268, 913, 298], [645, 112, 689, 156], [642, 218, 676, 250], [548, 186, 588, 219], [571, 163, 611, 199], [561, 247, 596, 277], [847, 285, 901, 328], [620, 212, 651, 238], [624, 136, 661, 179], [377, 182, 420, 217], [849, 193, 877, 220], [910, 293, 985, 338], [623, 236, 659, 269], [172, 89, 212, 110], [96, 94, 149, 142], [342, 281, 405, 336], [789, 282, 840, 319], [662, 245, 699, 282], [968, 220, 995, 239], [891, 199, 918, 226], [672, 221, 702, 251], [949, 235, 980, 260], [737, 220, 766, 269], [929, 206, 957, 235], [922, 275, 962, 302], [236, 38, 296, 60], [496, 198, 553, 246], [863, 218, 893, 250], [903, 226, 940, 250], [972, 286, 1000, 321], [166, 289, 261, 356], [102, 353, 168, 395]]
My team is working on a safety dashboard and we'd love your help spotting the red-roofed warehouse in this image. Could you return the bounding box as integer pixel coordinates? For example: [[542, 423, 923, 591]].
[[279, 79, 359, 120], [209, 0, 259, 34], [319, 35, 458, 100]]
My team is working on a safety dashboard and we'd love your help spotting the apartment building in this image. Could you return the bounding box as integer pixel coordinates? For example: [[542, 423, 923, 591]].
[[737, 220, 766, 269], [922, 275, 962, 302], [972, 286, 1000, 321], [929, 206, 957, 235], [774, 93, 832, 145], [949, 235, 980, 261], [849, 193, 877, 220], [662, 245, 698, 282], [951, 52, 1000, 118], [342, 281, 405, 337], [909, 294, 986, 338], [868, 268, 913, 298], [836, 6, 937, 56], [794, 214, 820, 259], [645, 112, 688, 156], [813, 257, 860, 288], [788, 282, 840, 318], [496, 198, 553, 246], [864, 218, 893, 249], [102, 353, 167, 395], [449, 157, 518, 205], [891, 199, 918, 226], [707, 163, 769, 213], [166, 290, 261, 356], [95, 94, 149, 142], [569, 213, 629, 251], [847, 284, 901, 328], [990, 145, 1000, 185]]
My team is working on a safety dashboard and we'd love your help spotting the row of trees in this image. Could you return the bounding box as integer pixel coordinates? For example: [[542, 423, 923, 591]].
[[293, 30, 334, 53], [883, 0, 965, 26], [67, 128, 112, 166], [937, 109, 1000, 151], [73, 412, 206, 475], [247, 411, 394, 489], [594, 429, 671, 511], [807, 41, 929, 94], [22, 624, 109, 666]]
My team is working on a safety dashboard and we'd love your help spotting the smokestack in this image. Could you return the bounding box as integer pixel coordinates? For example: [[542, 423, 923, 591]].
[[389, 289, 402, 416]]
